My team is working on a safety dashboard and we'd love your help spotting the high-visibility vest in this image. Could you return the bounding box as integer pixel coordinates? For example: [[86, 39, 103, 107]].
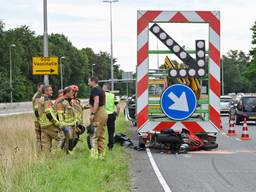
[[105, 92, 115, 114], [72, 99, 84, 124]]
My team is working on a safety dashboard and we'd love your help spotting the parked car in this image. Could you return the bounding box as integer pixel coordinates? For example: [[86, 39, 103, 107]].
[[220, 95, 233, 114], [115, 95, 121, 103], [121, 95, 128, 100], [234, 96, 256, 125], [124, 95, 136, 126]]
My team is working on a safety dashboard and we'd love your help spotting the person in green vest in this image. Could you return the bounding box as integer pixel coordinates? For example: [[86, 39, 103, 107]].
[[103, 84, 120, 150]]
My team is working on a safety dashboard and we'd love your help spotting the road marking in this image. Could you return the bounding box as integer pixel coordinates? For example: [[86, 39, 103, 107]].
[[221, 132, 228, 137], [146, 148, 172, 192], [235, 138, 241, 141], [190, 150, 235, 154]]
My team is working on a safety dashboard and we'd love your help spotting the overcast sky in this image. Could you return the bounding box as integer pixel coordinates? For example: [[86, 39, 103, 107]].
[[1, 0, 256, 72]]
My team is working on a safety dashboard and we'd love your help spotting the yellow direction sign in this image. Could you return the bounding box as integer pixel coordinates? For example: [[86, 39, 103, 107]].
[[32, 57, 58, 75]]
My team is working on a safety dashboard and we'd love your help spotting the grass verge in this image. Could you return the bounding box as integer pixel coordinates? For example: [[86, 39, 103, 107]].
[[0, 111, 131, 192]]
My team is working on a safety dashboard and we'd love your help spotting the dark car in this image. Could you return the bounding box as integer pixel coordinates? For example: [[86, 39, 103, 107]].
[[124, 95, 136, 126], [234, 96, 256, 125]]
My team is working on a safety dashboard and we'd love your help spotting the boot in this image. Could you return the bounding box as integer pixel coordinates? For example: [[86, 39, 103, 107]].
[[90, 148, 98, 159], [98, 150, 105, 160], [98, 153, 105, 160]]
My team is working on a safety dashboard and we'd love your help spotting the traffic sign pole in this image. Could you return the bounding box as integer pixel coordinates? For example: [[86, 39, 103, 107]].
[[43, 0, 49, 85]]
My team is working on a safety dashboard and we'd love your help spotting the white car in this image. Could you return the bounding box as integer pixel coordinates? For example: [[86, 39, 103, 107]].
[[121, 95, 128, 100], [220, 96, 233, 114]]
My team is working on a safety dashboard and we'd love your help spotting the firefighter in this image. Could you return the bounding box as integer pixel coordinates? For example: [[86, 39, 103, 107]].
[[103, 84, 120, 150], [54, 89, 64, 105], [55, 87, 77, 154], [37, 85, 60, 152], [32, 82, 44, 152], [69, 85, 83, 125], [52, 89, 65, 148], [69, 85, 86, 148], [88, 77, 108, 160]]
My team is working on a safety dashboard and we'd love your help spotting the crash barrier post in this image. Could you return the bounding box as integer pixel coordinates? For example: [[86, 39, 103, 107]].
[[240, 118, 251, 141], [227, 114, 236, 136]]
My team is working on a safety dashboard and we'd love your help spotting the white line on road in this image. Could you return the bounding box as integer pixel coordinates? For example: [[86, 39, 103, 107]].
[[146, 148, 172, 192]]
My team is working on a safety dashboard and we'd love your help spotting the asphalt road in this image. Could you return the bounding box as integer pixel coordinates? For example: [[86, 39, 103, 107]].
[[131, 116, 256, 192]]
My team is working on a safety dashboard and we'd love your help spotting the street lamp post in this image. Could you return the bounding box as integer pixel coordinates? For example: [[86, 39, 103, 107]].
[[43, 0, 49, 85], [9, 44, 16, 103], [60, 56, 65, 89], [92, 63, 96, 76], [103, 0, 119, 91]]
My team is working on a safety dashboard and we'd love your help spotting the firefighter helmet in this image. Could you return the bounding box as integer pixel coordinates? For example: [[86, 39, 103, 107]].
[[69, 85, 79, 92]]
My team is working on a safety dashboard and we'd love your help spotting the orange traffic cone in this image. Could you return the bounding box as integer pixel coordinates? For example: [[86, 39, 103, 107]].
[[240, 118, 251, 140], [227, 114, 236, 136]]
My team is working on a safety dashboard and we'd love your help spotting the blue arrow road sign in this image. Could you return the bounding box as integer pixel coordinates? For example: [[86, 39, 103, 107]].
[[160, 84, 197, 121]]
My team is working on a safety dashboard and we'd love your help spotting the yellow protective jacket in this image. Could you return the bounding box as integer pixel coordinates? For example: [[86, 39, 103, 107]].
[[32, 91, 42, 122], [71, 98, 84, 125], [37, 96, 59, 128], [55, 98, 77, 128]]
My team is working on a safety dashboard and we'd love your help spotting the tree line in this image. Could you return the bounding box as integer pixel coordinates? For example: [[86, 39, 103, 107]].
[[222, 21, 256, 94], [0, 21, 135, 102], [0, 20, 256, 102]]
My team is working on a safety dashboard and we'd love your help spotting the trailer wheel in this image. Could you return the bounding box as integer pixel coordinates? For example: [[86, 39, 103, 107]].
[[138, 137, 145, 148], [132, 121, 137, 127], [202, 143, 218, 150]]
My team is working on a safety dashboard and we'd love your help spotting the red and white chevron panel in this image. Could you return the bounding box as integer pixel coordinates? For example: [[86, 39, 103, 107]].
[[137, 11, 220, 134]]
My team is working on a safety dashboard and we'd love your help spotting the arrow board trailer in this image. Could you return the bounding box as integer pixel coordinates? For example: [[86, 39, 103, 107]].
[[32, 56, 59, 75], [136, 10, 221, 150]]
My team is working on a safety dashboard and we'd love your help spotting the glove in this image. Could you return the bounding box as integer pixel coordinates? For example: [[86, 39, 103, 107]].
[[76, 124, 86, 135], [86, 124, 96, 135]]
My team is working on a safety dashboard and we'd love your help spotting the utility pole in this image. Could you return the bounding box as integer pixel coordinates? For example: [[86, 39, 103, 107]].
[[126, 82, 129, 96], [43, 0, 49, 85], [103, 0, 119, 91], [92, 63, 96, 76], [60, 56, 65, 89], [9, 44, 16, 103]]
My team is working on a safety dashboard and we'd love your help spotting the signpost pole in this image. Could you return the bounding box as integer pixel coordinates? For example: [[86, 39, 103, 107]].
[[9, 44, 16, 103], [60, 56, 65, 90], [126, 82, 129, 96], [43, 0, 49, 85], [103, 0, 119, 91]]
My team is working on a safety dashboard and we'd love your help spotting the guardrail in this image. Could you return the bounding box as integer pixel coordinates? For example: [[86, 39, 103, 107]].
[[0, 99, 89, 117], [0, 101, 32, 110]]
